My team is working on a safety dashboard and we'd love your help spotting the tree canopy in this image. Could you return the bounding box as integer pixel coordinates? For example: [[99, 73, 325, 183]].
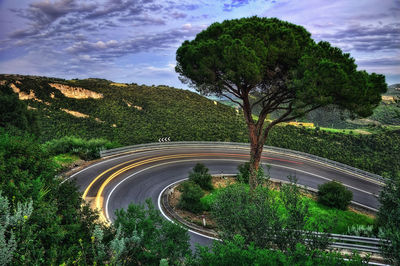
[[176, 16, 387, 188]]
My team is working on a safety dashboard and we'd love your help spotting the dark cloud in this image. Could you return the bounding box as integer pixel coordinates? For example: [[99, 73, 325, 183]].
[[315, 23, 400, 52], [65, 24, 205, 61], [223, 0, 251, 12], [169, 12, 187, 19], [357, 58, 400, 67]]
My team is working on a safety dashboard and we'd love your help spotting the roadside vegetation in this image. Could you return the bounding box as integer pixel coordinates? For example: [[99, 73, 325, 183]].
[[179, 164, 373, 235], [1, 15, 399, 265]]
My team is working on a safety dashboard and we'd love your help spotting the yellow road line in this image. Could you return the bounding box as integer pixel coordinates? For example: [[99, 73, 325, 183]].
[[89, 153, 248, 223]]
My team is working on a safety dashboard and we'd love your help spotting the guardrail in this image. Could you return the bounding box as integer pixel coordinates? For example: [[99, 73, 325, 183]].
[[329, 234, 389, 254], [100, 141, 385, 183]]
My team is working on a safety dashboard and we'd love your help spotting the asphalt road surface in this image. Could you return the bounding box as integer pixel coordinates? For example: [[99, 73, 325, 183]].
[[69, 143, 383, 248]]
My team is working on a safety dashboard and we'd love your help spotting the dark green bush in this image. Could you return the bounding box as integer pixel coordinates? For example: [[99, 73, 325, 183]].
[[317, 181, 353, 210], [178, 181, 204, 213], [236, 162, 250, 183], [189, 163, 213, 190]]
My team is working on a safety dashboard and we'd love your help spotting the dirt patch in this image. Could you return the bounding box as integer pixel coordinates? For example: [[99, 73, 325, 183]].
[[61, 108, 89, 118], [49, 83, 103, 99], [10, 83, 43, 102]]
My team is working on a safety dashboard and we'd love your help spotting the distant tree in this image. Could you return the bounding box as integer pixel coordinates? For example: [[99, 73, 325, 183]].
[[176, 16, 387, 189]]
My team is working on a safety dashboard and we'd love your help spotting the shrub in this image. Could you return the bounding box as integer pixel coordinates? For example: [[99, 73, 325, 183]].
[[237, 162, 250, 184], [189, 163, 213, 191], [236, 162, 267, 185], [43, 136, 118, 160], [178, 182, 204, 213], [347, 224, 375, 237], [317, 181, 353, 210]]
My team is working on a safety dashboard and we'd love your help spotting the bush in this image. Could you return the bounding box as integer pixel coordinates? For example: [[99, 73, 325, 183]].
[[43, 136, 118, 160], [317, 181, 353, 210], [178, 182, 204, 213], [237, 162, 250, 183], [189, 163, 213, 191], [377, 174, 400, 265]]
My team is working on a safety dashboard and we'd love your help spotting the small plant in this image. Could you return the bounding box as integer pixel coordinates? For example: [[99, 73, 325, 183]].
[[189, 163, 213, 191], [236, 162, 267, 185], [346, 224, 375, 237], [317, 181, 353, 210], [236, 162, 250, 184], [178, 182, 204, 213]]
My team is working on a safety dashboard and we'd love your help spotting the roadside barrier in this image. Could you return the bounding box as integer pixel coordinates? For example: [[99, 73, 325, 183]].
[[100, 141, 385, 183]]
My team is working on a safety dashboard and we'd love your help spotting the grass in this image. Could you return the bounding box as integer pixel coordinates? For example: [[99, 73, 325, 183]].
[[53, 153, 80, 170], [201, 185, 374, 234], [318, 127, 362, 135]]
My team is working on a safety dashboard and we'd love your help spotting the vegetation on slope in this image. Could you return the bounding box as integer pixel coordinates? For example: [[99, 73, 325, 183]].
[[0, 74, 245, 145], [1, 74, 399, 178]]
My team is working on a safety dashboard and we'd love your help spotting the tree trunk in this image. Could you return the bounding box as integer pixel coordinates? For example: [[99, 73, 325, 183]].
[[248, 124, 264, 190]]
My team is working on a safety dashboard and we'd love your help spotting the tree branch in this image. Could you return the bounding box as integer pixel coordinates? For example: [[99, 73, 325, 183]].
[[221, 93, 243, 108]]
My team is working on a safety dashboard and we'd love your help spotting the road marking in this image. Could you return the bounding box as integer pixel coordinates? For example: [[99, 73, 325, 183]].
[[103, 158, 378, 224], [83, 152, 301, 199], [102, 144, 384, 186]]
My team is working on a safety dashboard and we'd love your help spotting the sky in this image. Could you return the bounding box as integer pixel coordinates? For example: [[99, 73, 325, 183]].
[[0, 0, 399, 89]]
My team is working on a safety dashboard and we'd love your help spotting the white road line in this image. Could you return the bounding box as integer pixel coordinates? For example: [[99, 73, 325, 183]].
[[102, 158, 378, 241]]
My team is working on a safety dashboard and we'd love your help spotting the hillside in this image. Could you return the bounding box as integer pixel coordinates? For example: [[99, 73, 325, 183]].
[[1, 74, 399, 177], [0, 74, 247, 145]]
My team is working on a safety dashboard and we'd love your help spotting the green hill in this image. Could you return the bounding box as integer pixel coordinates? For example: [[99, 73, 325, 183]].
[[1, 74, 399, 177], [0, 74, 246, 145]]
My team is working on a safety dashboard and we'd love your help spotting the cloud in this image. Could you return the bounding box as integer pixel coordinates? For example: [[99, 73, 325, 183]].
[[1, 0, 399, 85], [65, 24, 206, 60], [223, 0, 252, 12], [315, 23, 400, 52]]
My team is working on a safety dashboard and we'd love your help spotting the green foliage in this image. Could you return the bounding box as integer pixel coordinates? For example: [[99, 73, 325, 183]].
[[0, 75, 245, 145], [305, 199, 373, 234], [113, 199, 190, 265], [267, 125, 400, 177], [179, 182, 205, 213], [0, 84, 39, 135], [377, 174, 400, 264], [188, 235, 367, 266], [43, 136, 117, 160], [211, 181, 329, 252], [0, 75, 398, 178], [236, 162, 250, 184], [0, 131, 106, 265], [189, 163, 213, 190], [317, 181, 353, 210], [0, 130, 56, 204], [0, 191, 33, 265], [347, 224, 375, 237], [236, 162, 266, 185], [204, 184, 373, 234], [176, 16, 386, 188]]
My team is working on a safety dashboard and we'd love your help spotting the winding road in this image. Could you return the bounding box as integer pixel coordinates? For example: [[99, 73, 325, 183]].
[[67, 142, 383, 247]]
